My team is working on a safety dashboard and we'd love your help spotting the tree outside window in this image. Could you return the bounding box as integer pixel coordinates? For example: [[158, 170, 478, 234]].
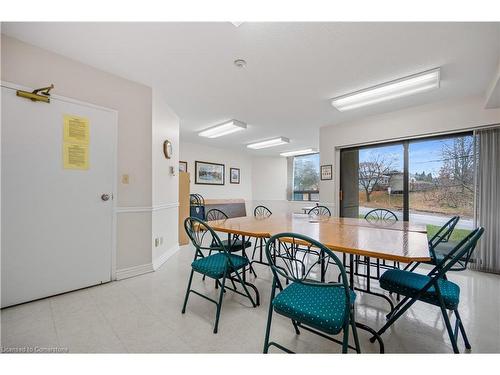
[[293, 153, 320, 201]]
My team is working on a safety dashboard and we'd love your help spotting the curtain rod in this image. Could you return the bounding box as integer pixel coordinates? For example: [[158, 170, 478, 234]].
[[335, 122, 500, 150]]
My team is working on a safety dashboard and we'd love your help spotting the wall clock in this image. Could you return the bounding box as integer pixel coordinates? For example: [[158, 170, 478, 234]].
[[163, 140, 172, 159]]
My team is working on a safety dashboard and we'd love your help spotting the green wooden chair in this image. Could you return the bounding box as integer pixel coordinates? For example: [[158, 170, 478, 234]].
[[370, 227, 484, 353], [262, 232, 360, 353], [181, 217, 260, 334]]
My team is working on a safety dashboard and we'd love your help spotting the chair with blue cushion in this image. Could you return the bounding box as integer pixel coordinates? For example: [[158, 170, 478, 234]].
[[181, 217, 260, 333], [370, 227, 484, 353], [205, 208, 256, 277], [262, 232, 361, 353]]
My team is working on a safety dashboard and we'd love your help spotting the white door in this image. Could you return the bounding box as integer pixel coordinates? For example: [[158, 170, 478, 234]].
[[1, 84, 117, 307]]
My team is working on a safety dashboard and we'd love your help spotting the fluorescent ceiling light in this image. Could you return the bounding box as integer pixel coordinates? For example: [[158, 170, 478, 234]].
[[331, 68, 440, 111], [247, 137, 290, 150], [198, 120, 246, 138], [280, 149, 315, 157]]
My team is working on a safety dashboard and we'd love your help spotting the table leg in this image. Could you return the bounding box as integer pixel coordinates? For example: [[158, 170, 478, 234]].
[[349, 253, 385, 353]]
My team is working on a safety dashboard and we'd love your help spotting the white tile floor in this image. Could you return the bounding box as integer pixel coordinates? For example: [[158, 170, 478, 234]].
[[2, 245, 500, 353]]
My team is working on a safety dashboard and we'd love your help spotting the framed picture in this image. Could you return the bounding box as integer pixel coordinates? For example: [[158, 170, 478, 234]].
[[179, 161, 188, 173], [195, 161, 225, 185], [321, 164, 333, 180], [230, 168, 240, 184]]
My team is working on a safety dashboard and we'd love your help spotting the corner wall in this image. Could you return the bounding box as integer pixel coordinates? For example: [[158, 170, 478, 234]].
[[152, 90, 180, 269]]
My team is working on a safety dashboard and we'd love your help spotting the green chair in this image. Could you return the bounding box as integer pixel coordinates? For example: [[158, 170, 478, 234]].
[[205, 208, 256, 277], [206, 208, 253, 252], [262, 232, 360, 353], [370, 227, 484, 353], [182, 217, 260, 333], [404, 216, 460, 272], [307, 205, 331, 217], [251, 205, 272, 264]]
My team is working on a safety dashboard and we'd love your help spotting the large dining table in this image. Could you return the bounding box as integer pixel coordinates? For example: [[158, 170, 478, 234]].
[[208, 212, 431, 353]]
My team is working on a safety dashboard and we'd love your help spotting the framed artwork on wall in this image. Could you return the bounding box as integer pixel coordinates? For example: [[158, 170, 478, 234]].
[[195, 161, 225, 185], [230, 168, 240, 184], [179, 161, 188, 173], [321, 164, 333, 180]]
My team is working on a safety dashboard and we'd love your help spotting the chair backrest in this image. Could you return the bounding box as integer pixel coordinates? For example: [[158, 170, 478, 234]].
[[254, 205, 272, 218], [364, 208, 398, 223], [308, 205, 331, 217], [428, 216, 460, 257], [265, 232, 351, 321], [184, 217, 228, 258], [205, 208, 228, 221], [430, 227, 484, 276], [189, 193, 204, 206]]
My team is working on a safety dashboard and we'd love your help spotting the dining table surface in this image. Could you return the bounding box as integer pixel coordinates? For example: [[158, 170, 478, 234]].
[[208, 213, 431, 263]]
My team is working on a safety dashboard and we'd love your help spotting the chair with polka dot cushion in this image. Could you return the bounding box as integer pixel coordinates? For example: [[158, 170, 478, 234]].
[[262, 232, 360, 354], [182, 217, 260, 334], [370, 227, 484, 353]]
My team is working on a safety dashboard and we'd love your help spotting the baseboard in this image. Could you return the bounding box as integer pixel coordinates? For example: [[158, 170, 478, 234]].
[[153, 244, 180, 271], [116, 263, 154, 280]]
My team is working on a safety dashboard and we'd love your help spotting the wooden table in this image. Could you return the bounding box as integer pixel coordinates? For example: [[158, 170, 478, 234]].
[[208, 213, 430, 353], [209, 213, 430, 263]]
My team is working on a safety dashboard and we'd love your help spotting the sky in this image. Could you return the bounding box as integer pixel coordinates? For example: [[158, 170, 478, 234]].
[[358, 135, 473, 177]]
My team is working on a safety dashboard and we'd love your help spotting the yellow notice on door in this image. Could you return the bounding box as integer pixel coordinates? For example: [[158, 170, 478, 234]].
[[63, 115, 89, 144], [63, 143, 89, 170]]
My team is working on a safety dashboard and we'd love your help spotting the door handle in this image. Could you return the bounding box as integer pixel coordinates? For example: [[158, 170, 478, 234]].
[[101, 194, 111, 201]]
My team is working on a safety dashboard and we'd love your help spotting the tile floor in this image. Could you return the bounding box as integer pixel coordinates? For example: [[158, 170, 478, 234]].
[[1, 245, 500, 353]]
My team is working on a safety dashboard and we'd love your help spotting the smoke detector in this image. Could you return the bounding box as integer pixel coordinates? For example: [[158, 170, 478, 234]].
[[234, 59, 247, 68]]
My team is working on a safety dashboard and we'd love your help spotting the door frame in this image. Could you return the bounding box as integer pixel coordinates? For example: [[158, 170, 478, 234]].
[[1, 81, 119, 281]]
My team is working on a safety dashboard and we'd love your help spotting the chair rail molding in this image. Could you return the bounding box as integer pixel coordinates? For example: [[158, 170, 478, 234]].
[[115, 202, 179, 213]]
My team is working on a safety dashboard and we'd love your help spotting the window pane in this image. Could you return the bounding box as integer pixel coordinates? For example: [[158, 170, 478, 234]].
[[358, 144, 404, 219], [409, 134, 475, 238], [293, 153, 319, 201]]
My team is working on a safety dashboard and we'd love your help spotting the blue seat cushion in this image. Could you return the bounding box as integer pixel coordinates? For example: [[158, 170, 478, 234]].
[[272, 282, 355, 335], [379, 269, 460, 310], [211, 239, 252, 252], [191, 253, 248, 279]]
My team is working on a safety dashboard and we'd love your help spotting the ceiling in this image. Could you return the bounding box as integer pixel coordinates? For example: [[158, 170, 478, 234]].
[[3, 22, 500, 155]]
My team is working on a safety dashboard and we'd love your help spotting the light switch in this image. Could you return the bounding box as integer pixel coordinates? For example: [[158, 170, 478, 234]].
[[122, 174, 130, 184]]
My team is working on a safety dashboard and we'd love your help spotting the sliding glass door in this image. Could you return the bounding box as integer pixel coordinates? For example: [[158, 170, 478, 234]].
[[340, 132, 474, 240]]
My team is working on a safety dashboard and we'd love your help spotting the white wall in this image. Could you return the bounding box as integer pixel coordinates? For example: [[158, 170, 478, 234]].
[[319, 95, 500, 215], [1, 35, 180, 277], [251, 156, 290, 214], [179, 142, 317, 215], [152, 90, 180, 267], [179, 141, 253, 202]]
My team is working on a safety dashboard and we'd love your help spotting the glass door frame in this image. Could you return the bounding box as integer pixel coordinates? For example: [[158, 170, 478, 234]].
[[339, 131, 473, 222]]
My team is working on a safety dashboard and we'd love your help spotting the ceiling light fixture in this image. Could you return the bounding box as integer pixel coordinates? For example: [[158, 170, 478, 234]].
[[247, 137, 290, 150], [280, 149, 315, 157], [331, 68, 441, 112], [198, 120, 247, 138]]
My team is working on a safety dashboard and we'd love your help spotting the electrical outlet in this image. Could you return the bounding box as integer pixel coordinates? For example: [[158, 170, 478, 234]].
[[121, 174, 130, 184], [154, 238, 159, 247]]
